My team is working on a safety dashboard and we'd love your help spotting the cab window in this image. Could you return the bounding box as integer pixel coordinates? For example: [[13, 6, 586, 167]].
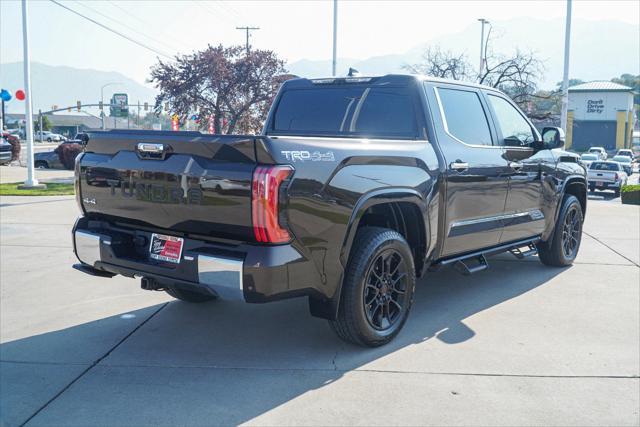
[[437, 87, 493, 146], [487, 95, 535, 147]]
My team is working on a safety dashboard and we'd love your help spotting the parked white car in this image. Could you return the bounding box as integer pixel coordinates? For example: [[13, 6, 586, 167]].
[[611, 155, 633, 175], [588, 147, 608, 160], [580, 153, 599, 169], [35, 131, 64, 142]]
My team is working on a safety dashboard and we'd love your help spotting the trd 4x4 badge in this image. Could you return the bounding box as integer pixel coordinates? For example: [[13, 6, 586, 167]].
[[281, 150, 335, 162]]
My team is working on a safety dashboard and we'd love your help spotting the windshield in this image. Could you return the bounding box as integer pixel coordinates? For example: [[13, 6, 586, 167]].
[[589, 148, 602, 153], [581, 154, 598, 160], [591, 162, 619, 171], [270, 86, 418, 139]]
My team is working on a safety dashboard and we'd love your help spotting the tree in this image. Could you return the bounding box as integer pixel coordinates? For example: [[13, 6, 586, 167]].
[[34, 116, 52, 132], [611, 73, 640, 105], [404, 47, 472, 81], [405, 32, 545, 116], [150, 45, 290, 134]]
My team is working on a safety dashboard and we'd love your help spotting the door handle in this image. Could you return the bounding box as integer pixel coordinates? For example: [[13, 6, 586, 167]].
[[509, 161, 524, 171], [450, 161, 469, 172]]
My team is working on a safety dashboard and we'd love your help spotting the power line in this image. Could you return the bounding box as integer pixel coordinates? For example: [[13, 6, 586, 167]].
[[104, 0, 191, 49], [71, 0, 182, 54], [49, 0, 173, 59]]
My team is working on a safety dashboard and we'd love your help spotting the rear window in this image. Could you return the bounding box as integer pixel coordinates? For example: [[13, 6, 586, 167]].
[[591, 162, 619, 171], [271, 86, 418, 139], [581, 154, 598, 160]]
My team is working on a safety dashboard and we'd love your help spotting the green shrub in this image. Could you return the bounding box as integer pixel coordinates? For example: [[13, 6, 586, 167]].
[[620, 184, 640, 205]]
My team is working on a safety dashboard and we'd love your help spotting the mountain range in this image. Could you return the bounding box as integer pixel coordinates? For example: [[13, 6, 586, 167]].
[[1, 17, 637, 113], [288, 17, 639, 88]]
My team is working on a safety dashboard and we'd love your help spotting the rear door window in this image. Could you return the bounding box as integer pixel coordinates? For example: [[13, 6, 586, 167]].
[[271, 86, 417, 139], [436, 87, 493, 146]]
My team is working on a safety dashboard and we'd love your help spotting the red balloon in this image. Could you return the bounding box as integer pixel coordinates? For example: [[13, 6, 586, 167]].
[[15, 90, 25, 101]]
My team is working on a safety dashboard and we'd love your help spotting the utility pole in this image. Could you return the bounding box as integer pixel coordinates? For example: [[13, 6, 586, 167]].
[[19, 0, 43, 189], [236, 26, 259, 54], [477, 18, 490, 79], [38, 109, 43, 143], [560, 0, 572, 132], [332, 0, 338, 76]]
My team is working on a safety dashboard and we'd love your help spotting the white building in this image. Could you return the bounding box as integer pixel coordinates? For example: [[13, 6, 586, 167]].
[[566, 81, 636, 151]]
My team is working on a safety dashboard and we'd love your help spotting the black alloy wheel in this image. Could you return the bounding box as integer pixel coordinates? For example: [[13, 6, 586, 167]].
[[363, 248, 409, 331], [561, 204, 581, 259]]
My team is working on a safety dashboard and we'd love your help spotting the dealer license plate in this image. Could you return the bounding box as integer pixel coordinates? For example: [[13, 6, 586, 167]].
[[149, 233, 184, 264]]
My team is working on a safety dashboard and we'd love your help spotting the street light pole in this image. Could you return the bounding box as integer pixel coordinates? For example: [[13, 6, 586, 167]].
[[478, 18, 489, 79], [560, 0, 572, 132], [20, 0, 42, 189], [332, 0, 338, 76], [101, 82, 120, 130]]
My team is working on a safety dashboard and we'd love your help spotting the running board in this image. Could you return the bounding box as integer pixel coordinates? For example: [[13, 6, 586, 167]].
[[432, 236, 541, 275], [509, 243, 538, 259], [454, 254, 488, 275]]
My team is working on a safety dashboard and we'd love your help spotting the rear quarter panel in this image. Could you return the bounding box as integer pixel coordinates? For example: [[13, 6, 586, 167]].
[[262, 136, 441, 301]]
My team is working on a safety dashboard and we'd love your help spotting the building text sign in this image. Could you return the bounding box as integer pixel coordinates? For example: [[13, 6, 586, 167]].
[[587, 99, 605, 114]]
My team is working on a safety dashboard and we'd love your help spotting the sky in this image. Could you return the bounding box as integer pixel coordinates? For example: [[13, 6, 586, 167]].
[[1, 0, 639, 87]]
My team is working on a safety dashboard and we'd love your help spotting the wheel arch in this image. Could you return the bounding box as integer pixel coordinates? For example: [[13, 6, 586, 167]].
[[340, 188, 429, 276], [309, 188, 430, 321], [562, 176, 587, 217]]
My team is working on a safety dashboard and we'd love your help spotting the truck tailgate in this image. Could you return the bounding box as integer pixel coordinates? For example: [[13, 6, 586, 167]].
[[78, 131, 264, 241]]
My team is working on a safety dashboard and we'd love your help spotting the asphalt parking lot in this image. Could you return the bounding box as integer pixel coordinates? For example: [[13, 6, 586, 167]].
[[1, 194, 638, 426]]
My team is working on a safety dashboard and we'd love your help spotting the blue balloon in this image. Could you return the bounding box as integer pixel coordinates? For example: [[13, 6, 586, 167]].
[[0, 89, 12, 102]]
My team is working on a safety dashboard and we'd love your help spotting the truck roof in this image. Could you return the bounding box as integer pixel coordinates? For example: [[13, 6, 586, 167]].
[[283, 73, 500, 93]]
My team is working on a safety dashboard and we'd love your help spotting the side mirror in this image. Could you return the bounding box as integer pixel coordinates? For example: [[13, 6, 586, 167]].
[[540, 127, 565, 150]]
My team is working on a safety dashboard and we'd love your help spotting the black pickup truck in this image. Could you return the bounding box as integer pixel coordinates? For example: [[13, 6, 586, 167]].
[[72, 75, 587, 346]]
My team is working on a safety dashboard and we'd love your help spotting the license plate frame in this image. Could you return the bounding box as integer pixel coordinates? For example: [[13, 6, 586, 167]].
[[149, 233, 184, 264], [596, 181, 604, 187]]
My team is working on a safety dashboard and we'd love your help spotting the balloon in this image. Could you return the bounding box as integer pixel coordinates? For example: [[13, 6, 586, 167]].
[[0, 89, 12, 102], [15, 90, 25, 101]]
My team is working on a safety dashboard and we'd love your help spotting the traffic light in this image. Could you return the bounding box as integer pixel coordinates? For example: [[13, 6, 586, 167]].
[[98, 101, 103, 110], [52, 105, 58, 111], [77, 101, 81, 112], [144, 102, 148, 111], [164, 102, 170, 112]]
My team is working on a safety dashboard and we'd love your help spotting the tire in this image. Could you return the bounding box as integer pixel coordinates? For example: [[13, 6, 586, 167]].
[[614, 189, 620, 198], [165, 286, 217, 303], [35, 161, 49, 169], [329, 227, 416, 347], [537, 194, 583, 267], [589, 186, 595, 193], [47, 138, 52, 142]]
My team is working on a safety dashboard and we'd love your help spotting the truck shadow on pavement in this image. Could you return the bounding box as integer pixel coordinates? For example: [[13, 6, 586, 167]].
[[1, 257, 567, 426]]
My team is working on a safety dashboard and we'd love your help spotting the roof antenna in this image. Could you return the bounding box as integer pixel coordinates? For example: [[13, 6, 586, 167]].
[[348, 67, 359, 77]]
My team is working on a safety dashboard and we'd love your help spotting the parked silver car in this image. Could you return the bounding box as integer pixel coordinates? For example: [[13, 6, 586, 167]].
[[587, 161, 628, 197]]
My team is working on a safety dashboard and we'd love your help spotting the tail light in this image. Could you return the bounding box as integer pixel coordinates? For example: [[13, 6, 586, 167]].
[[252, 165, 294, 243], [74, 152, 85, 213]]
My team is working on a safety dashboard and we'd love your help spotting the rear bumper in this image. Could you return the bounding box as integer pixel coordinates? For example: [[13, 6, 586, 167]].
[[587, 179, 621, 189], [72, 216, 319, 303]]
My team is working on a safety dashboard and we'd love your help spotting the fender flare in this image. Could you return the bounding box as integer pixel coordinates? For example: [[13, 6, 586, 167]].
[[544, 175, 587, 242], [340, 188, 429, 266], [310, 187, 430, 321]]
